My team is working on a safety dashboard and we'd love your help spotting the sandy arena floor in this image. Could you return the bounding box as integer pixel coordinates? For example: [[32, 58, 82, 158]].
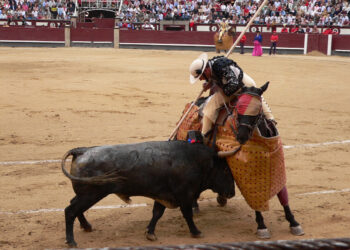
[[0, 48, 349, 249]]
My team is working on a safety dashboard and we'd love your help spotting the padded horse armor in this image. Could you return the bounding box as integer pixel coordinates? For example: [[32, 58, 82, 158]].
[[176, 99, 285, 211]]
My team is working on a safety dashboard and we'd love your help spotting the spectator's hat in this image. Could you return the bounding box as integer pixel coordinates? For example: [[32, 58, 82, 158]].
[[189, 53, 208, 84]]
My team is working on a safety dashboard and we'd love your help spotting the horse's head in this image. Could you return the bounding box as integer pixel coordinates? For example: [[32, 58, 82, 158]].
[[235, 82, 269, 145], [227, 26, 236, 36]]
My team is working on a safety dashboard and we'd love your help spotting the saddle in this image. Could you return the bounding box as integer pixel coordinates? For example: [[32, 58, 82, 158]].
[[176, 96, 277, 147], [175, 98, 285, 211]]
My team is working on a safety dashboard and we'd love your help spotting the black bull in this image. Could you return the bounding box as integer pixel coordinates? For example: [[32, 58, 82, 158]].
[[61, 140, 235, 247]]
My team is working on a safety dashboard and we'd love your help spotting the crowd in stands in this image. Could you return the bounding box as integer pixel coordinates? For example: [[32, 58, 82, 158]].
[[0, 0, 76, 21], [118, 0, 350, 28], [1, 0, 350, 29]]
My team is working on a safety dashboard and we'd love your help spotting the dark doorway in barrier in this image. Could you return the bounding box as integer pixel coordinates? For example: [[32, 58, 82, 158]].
[[84, 10, 115, 20]]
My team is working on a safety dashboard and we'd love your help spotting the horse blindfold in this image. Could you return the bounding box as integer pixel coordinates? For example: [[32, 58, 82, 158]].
[[236, 93, 262, 116]]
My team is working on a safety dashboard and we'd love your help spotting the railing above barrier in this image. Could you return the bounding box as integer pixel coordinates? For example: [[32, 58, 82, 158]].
[[0, 19, 70, 28], [192, 23, 350, 35]]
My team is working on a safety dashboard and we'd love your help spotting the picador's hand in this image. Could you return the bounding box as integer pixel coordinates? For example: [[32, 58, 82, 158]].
[[202, 82, 212, 92]]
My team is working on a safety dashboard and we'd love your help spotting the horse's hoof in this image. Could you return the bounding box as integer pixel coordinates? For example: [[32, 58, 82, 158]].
[[217, 195, 227, 207], [290, 225, 305, 236], [145, 232, 157, 241], [257, 228, 271, 239], [191, 232, 203, 238]]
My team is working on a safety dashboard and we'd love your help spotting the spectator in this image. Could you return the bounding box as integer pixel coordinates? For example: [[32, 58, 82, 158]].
[[322, 26, 334, 35], [142, 19, 155, 30], [50, 4, 58, 19], [311, 25, 320, 34], [297, 25, 305, 33], [269, 30, 278, 55], [290, 24, 299, 33], [281, 23, 289, 33], [239, 34, 247, 54], [252, 30, 263, 56], [67, 0, 76, 16]]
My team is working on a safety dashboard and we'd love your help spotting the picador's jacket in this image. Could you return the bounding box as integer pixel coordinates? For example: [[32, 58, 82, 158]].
[[208, 56, 244, 97]]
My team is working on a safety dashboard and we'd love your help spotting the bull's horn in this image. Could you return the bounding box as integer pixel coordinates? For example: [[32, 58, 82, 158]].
[[217, 146, 241, 158]]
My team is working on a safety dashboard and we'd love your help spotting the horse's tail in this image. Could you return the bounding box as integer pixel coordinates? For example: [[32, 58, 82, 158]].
[[61, 147, 126, 185]]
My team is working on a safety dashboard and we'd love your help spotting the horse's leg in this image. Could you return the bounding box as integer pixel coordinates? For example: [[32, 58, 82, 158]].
[[277, 186, 304, 236], [255, 211, 271, 239], [192, 199, 200, 214], [216, 194, 227, 207]]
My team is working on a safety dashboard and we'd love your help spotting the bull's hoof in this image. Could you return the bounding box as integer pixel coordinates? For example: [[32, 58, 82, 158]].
[[191, 232, 203, 238], [257, 228, 271, 239], [66, 239, 77, 247], [216, 195, 227, 207], [145, 232, 157, 241], [290, 225, 305, 236], [80, 224, 92, 232]]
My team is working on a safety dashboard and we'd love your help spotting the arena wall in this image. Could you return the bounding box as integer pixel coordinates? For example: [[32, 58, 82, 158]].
[[0, 24, 349, 56]]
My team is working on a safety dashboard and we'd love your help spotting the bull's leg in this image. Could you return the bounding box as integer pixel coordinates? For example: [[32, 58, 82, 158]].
[[180, 202, 202, 238], [277, 187, 304, 236], [255, 211, 271, 239], [65, 193, 106, 247], [70, 196, 92, 232], [145, 201, 166, 241]]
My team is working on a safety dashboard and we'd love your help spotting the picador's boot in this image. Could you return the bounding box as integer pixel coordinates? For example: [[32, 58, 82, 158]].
[[202, 116, 213, 146], [202, 134, 211, 146]]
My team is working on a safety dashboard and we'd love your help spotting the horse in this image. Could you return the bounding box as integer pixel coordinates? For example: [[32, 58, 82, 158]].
[[214, 26, 236, 54], [175, 82, 304, 238]]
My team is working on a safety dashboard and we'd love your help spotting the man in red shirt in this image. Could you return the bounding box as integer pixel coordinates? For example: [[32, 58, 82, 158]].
[[322, 27, 333, 35], [240, 34, 247, 54], [269, 31, 279, 55], [281, 24, 289, 33], [291, 25, 299, 33]]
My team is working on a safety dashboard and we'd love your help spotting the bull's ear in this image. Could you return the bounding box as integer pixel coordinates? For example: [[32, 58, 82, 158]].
[[260, 81, 269, 94]]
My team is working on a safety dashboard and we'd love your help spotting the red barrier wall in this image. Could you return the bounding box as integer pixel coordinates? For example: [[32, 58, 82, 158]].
[[0, 27, 64, 41], [120, 30, 215, 45], [307, 34, 328, 54], [70, 28, 114, 42], [240, 33, 304, 48], [120, 30, 305, 49], [332, 35, 350, 50]]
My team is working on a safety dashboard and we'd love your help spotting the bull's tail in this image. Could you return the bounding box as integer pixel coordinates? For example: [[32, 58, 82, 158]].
[[61, 147, 126, 185], [61, 147, 90, 181]]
